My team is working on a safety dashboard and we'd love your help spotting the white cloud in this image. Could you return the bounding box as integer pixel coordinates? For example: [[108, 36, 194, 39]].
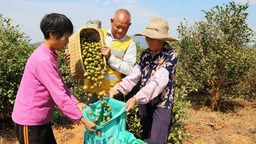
[[237, 0, 256, 5]]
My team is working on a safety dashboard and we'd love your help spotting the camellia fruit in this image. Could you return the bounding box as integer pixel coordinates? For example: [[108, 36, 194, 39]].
[[80, 37, 105, 96]]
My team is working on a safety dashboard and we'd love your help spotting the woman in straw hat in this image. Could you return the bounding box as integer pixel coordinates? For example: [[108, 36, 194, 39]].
[[106, 17, 178, 143]]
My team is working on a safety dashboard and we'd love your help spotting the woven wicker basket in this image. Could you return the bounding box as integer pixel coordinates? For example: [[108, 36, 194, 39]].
[[68, 20, 106, 79]]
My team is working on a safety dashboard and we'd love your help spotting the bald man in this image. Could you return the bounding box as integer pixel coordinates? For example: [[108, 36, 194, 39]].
[[86, 9, 137, 102]]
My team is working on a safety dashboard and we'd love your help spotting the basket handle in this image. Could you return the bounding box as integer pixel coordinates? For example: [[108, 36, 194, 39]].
[[87, 20, 102, 29]]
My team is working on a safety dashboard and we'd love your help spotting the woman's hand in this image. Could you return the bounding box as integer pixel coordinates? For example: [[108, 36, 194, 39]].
[[103, 91, 115, 98], [80, 118, 96, 132], [125, 97, 137, 112], [76, 102, 87, 112]]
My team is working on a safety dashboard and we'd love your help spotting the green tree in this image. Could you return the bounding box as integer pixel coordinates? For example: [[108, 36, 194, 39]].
[[0, 14, 34, 115], [177, 2, 254, 110], [236, 45, 256, 98]]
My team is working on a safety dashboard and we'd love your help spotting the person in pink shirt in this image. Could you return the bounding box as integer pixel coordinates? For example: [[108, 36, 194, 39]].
[[12, 13, 96, 144], [106, 17, 179, 144]]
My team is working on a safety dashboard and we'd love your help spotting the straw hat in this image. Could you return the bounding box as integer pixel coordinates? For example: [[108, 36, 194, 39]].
[[134, 17, 178, 42]]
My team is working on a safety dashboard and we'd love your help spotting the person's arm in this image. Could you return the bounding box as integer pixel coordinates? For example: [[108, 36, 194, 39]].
[[133, 51, 178, 104], [109, 64, 141, 97], [76, 103, 96, 132], [108, 41, 137, 75], [133, 67, 169, 104], [36, 60, 83, 122], [80, 117, 96, 132]]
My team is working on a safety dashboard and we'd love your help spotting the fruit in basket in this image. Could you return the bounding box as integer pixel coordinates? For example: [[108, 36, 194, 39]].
[[93, 116, 99, 122], [88, 110, 93, 115], [107, 107, 111, 112], [88, 93, 93, 97], [98, 91, 104, 97], [83, 85, 88, 90], [80, 37, 106, 94], [100, 100, 105, 105], [106, 116, 111, 121], [86, 98, 113, 125]]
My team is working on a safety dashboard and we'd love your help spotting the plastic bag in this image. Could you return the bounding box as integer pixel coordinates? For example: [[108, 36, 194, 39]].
[[108, 130, 147, 144], [83, 98, 126, 144], [83, 97, 147, 144]]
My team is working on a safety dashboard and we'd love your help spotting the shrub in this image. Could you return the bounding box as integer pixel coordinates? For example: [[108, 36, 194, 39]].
[[0, 14, 34, 115], [177, 2, 254, 110]]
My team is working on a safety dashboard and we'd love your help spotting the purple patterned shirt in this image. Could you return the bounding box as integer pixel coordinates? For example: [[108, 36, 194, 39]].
[[112, 42, 178, 109]]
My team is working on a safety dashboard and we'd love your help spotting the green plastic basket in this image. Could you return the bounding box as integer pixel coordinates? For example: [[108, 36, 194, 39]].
[[83, 97, 126, 144], [83, 97, 147, 144]]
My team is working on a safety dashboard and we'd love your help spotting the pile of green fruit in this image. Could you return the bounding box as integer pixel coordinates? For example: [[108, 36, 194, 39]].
[[87, 99, 112, 126], [80, 37, 106, 96]]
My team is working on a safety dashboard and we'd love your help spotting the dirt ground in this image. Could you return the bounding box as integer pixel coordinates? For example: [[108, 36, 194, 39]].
[[182, 98, 256, 144], [1, 98, 255, 144]]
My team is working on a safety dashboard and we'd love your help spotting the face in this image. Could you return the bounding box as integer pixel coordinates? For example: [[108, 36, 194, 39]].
[[50, 33, 71, 51], [111, 18, 131, 39], [146, 37, 165, 52]]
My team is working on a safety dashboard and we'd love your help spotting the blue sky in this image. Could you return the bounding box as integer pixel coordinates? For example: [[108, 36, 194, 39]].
[[1, 0, 256, 43]]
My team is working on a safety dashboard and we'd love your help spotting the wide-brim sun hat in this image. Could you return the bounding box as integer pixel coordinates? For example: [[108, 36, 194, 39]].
[[134, 17, 179, 42]]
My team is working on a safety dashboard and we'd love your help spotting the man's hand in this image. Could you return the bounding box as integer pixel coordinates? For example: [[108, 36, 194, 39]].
[[101, 45, 111, 60], [125, 97, 137, 112], [76, 102, 87, 112]]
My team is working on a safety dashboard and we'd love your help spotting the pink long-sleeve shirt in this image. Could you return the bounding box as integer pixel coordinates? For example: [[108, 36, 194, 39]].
[[12, 43, 82, 126], [111, 64, 169, 104]]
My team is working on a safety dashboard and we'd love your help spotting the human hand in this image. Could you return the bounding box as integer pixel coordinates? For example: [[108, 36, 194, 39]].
[[125, 97, 137, 112], [64, 49, 70, 63], [76, 102, 87, 112], [103, 91, 110, 97], [81, 118, 96, 132], [101, 45, 111, 60], [103, 91, 115, 98]]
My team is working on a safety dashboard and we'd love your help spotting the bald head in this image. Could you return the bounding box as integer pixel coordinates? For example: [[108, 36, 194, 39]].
[[110, 9, 132, 39], [113, 9, 131, 23]]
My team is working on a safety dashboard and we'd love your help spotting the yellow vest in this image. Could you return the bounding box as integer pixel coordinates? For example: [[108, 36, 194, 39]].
[[85, 29, 133, 95]]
